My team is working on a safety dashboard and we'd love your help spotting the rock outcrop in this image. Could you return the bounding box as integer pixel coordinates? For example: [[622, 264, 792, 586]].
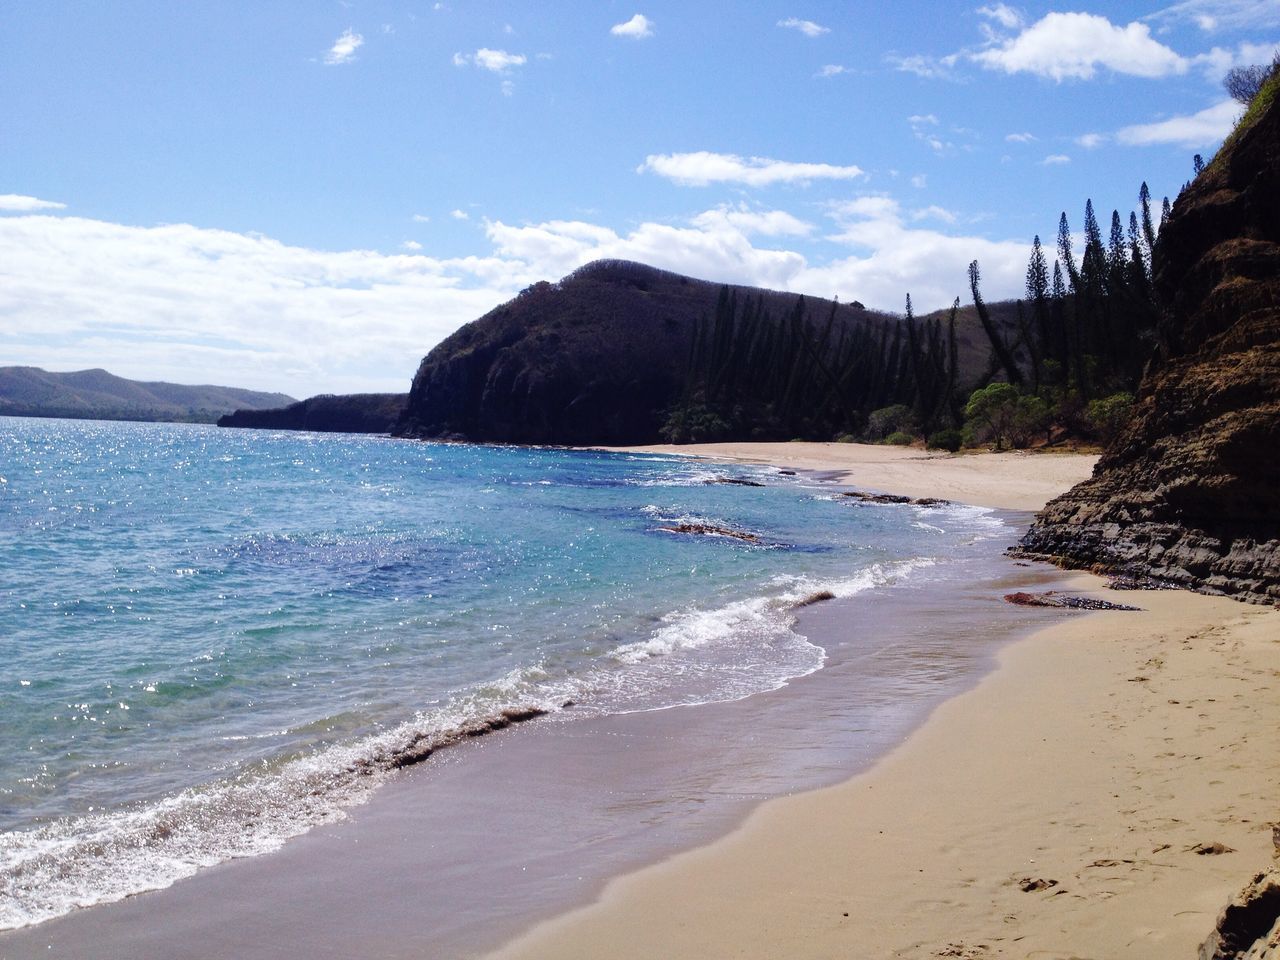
[[394, 260, 1018, 446], [1019, 80, 1280, 605], [218, 393, 406, 434], [1201, 867, 1280, 960]]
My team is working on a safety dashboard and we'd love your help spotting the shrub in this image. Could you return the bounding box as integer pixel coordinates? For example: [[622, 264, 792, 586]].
[[865, 404, 918, 442], [834, 433, 857, 444], [884, 431, 915, 446], [926, 428, 964, 452], [963, 382, 1020, 450], [1087, 392, 1134, 444]]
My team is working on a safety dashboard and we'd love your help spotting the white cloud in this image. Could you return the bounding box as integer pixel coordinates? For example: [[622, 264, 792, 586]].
[[972, 12, 1188, 80], [976, 4, 1023, 29], [0, 215, 529, 397], [908, 114, 953, 153], [451, 52, 468, 67], [1041, 154, 1071, 165], [0, 194, 67, 212], [638, 151, 864, 187], [910, 174, 928, 188], [1004, 131, 1036, 143], [1076, 132, 1106, 148], [793, 195, 1029, 310], [471, 48, 526, 72], [324, 29, 364, 66], [911, 205, 958, 224], [817, 64, 847, 78], [1115, 99, 1241, 147], [1193, 42, 1280, 81], [778, 18, 830, 38], [401, 240, 423, 251], [610, 14, 654, 39], [691, 204, 815, 237], [412, 214, 431, 223], [451, 209, 470, 220]]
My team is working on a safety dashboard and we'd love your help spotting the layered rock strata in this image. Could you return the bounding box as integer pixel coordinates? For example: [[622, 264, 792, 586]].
[[1019, 83, 1280, 605]]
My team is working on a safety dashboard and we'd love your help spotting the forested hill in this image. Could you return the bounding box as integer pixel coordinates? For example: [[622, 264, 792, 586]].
[[396, 260, 1023, 445], [0, 366, 295, 424]]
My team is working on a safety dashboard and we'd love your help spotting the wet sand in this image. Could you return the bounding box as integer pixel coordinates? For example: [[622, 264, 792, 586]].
[[491, 580, 1280, 959], [0, 520, 1076, 959]]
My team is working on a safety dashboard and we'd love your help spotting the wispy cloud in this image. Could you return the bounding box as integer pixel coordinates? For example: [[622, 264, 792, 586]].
[[1146, 0, 1280, 33], [412, 214, 431, 223], [1115, 99, 1241, 147], [638, 151, 864, 187], [972, 12, 1188, 80], [324, 28, 364, 66], [887, 53, 960, 80], [450, 209, 471, 220], [816, 64, 847, 78], [1004, 132, 1037, 143], [911, 204, 958, 224], [610, 14, 655, 39], [777, 17, 830, 38], [1041, 154, 1071, 165], [401, 240, 423, 251], [976, 3, 1023, 30], [1076, 132, 1106, 148], [0, 194, 67, 213]]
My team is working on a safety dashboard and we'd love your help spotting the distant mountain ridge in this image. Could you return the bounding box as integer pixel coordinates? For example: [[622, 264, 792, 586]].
[[0, 366, 295, 424]]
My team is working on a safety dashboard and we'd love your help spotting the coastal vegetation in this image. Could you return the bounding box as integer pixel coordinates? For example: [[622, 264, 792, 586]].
[[659, 180, 1167, 450]]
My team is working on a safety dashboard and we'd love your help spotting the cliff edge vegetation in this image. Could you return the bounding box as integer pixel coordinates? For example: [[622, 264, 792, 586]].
[[1019, 69, 1280, 605]]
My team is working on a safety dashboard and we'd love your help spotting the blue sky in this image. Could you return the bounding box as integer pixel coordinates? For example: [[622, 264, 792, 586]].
[[2, 0, 1276, 396]]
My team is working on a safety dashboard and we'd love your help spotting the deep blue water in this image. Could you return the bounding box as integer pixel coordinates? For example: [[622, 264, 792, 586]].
[[0, 417, 1005, 928]]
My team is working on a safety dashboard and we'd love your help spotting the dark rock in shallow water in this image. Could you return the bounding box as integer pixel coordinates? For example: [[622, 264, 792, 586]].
[[218, 393, 407, 434], [1018, 83, 1280, 606], [1003, 591, 1141, 611], [704, 477, 766, 487], [792, 590, 837, 608], [657, 522, 763, 544], [841, 490, 952, 506]]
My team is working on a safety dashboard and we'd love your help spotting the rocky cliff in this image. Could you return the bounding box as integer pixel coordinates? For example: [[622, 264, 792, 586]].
[[395, 260, 1012, 446], [1019, 80, 1280, 605], [218, 393, 406, 433]]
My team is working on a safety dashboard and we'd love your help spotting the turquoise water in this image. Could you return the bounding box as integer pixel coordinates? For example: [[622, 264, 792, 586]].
[[0, 417, 1006, 928]]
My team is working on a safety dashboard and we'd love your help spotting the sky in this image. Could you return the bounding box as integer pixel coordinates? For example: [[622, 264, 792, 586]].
[[2, 1, 1276, 398]]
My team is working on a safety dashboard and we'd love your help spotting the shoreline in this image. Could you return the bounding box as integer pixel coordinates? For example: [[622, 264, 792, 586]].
[[602, 441, 1099, 512], [487, 445, 1279, 960], [0, 447, 1082, 960]]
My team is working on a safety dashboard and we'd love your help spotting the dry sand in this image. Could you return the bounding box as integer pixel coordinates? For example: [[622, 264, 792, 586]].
[[491, 443, 1280, 960], [607, 441, 1099, 512]]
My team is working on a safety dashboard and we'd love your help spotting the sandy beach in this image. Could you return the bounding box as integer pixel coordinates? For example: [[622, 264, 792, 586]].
[[491, 443, 1280, 960], [606, 441, 1100, 511]]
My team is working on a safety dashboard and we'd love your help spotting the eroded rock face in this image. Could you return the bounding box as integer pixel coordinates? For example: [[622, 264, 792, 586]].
[[1019, 86, 1280, 605], [1200, 867, 1280, 960]]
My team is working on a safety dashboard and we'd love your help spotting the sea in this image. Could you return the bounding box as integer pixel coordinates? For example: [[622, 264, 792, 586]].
[[0, 416, 1016, 933]]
